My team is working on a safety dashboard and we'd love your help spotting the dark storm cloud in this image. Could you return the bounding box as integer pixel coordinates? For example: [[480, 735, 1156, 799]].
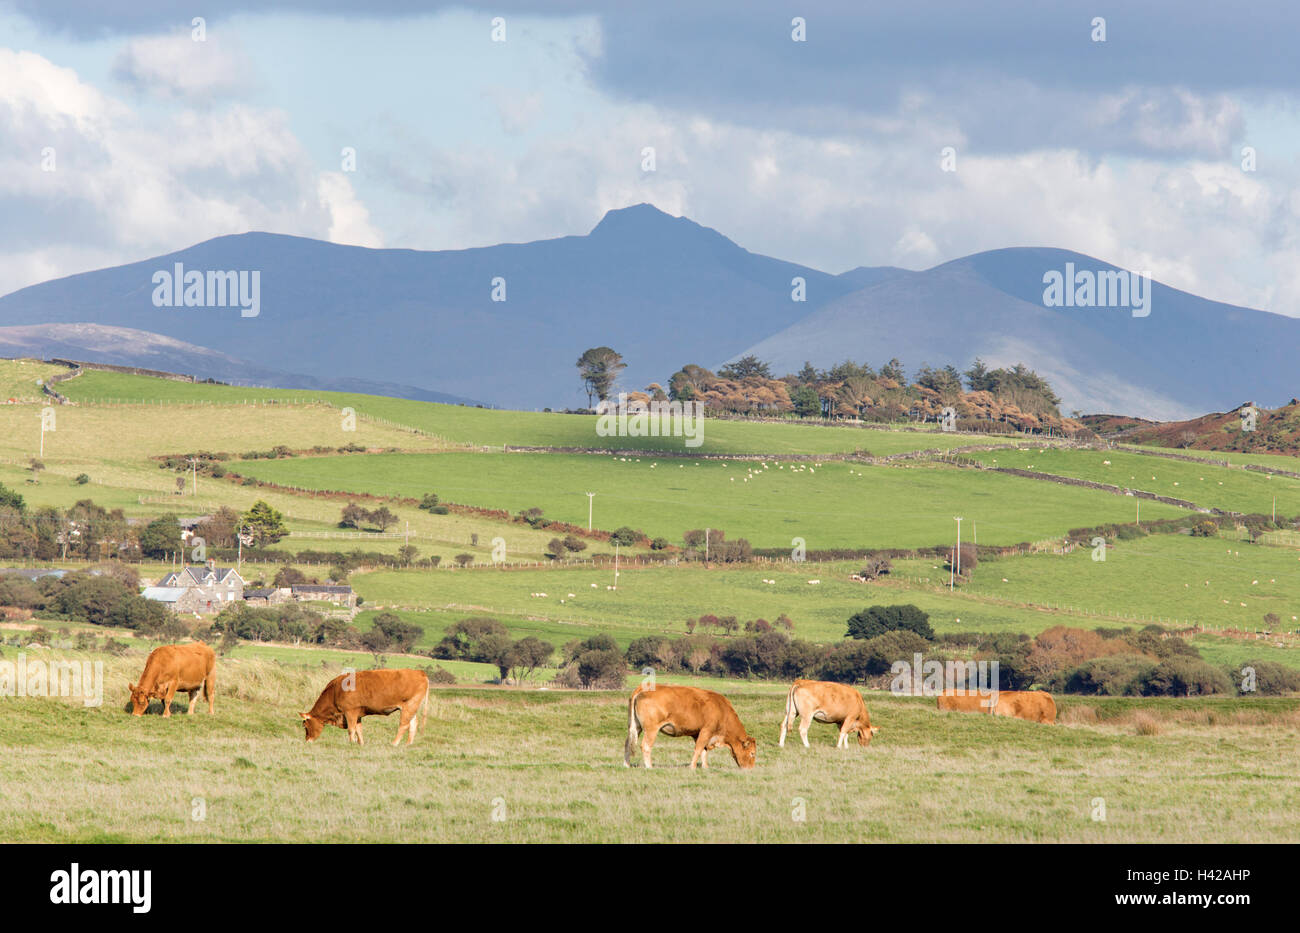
[[6, 0, 1289, 154]]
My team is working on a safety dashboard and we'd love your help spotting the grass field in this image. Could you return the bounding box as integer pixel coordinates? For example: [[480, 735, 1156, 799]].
[[970, 446, 1300, 515], [56, 368, 1018, 456], [5, 360, 1300, 843], [2, 649, 1296, 843], [233, 451, 1188, 550]]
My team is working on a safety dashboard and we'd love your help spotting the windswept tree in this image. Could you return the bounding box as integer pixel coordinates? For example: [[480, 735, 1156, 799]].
[[242, 500, 288, 546], [718, 355, 772, 380], [576, 347, 626, 407]]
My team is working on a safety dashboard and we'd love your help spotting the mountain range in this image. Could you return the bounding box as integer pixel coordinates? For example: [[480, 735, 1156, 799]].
[[1, 203, 1294, 419]]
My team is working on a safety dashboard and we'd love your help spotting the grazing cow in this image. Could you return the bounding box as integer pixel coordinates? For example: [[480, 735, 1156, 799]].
[[624, 684, 756, 770], [936, 689, 1056, 723], [779, 679, 879, 749], [128, 642, 216, 717], [300, 668, 430, 746]]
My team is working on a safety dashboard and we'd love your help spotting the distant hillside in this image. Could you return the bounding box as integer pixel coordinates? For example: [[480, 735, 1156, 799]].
[[4, 206, 1298, 416], [0, 323, 481, 405], [1120, 400, 1300, 455], [0, 205, 861, 409], [733, 246, 1300, 421]]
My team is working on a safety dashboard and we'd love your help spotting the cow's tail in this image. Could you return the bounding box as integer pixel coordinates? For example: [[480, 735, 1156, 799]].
[[779, 681, 798, 744], [623, 688, 642, 768], [420, 679, 430, 730]]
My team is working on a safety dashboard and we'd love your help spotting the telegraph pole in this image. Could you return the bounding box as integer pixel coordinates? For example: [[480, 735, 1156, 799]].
[[952, 517, 963, 590], [586, 492, 595, 531]]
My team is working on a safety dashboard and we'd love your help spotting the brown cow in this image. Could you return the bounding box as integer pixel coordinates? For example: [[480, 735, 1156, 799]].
[[128, 642, 216, 717], [779, 679, 879, 749], [936, 689, 1056, 723], [624, 684, 757, 770], [300, 668, 430, 746]]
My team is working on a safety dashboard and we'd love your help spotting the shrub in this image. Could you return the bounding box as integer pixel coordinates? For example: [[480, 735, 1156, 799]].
[[650, 537, 670, 550], [1138, 657, 1232, 696], [424, 664, 456, 685], [74, 473, 90, 485], [1063, 655, 1157, 696], [846, 604, 934, 640], [454, 553, 474, 567], [1235, 660, 1300, 695], [609, 526, 640, 547], [575, 648, 626, 688]]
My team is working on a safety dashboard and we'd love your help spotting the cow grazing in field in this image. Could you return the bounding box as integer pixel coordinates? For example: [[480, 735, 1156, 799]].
[[936, 689, 1056, 724], [128, 642, 216, 717], [300, 668, 430, 746], [624, 684, 757, 770], [779, 679, 879, 749]]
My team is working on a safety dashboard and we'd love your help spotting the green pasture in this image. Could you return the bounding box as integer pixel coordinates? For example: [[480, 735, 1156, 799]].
[[234, 452, 1189, 550], [970, 446, 1300, 516], [1, 649, 1296, 843], [57, 368, 1018, 456]]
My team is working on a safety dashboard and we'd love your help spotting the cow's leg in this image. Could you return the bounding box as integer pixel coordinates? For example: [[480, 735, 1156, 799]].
[[700, 750, 708, 769], [640, 722, 657, 769], [204, 672, 215, 714], [405, 705, 419, 745], [186, 688, 200, 715], [344, 710, 360, 743], [689, 733, 712, 770], [837, 723, 850, 748], [394, 705, 413, 746], [799, 711, 813, 747], [779, 707, 791, 747], [162, 681, 177, 718]]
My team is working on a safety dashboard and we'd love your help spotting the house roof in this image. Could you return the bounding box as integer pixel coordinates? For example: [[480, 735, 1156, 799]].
[[159, 566, 242, 587], [291, 585, 353, 595], [244, 588, 276, 599], [141, 587, 183, 602]]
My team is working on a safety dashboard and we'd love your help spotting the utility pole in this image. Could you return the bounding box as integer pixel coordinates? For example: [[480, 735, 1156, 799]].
[[952, 516, 963, 590], [189, 457, 198, 495], [586, 492, 594, 531], [613, 540, 619, 591], [237, 524, 247, 574], [705, 527, 710, 563]]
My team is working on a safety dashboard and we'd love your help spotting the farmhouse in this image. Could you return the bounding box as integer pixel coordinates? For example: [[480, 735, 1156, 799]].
[[290, 584, 356, 609], [143, 561, 245, 614]]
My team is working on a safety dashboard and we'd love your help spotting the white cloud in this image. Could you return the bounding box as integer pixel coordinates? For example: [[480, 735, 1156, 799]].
[[0, 48, 378, 296], [112, 32, 254, 100]]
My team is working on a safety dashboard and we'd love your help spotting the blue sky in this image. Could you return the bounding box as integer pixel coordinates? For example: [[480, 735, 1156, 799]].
[[3, 1, 1299, 315]]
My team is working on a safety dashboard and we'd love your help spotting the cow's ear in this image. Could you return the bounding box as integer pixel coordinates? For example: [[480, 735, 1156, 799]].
[[299, 712, 310, 721], [127, 683, 136, 692]]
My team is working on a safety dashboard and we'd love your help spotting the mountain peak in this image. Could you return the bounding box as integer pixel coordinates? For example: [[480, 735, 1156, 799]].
[[588, 203, 720, 240]]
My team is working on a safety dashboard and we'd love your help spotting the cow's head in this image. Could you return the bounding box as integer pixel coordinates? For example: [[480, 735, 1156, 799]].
[[127, 682, 153, 716], [299, 712, 326, 742], [731, 734, 758, 769], [858, 724, 881, 747]]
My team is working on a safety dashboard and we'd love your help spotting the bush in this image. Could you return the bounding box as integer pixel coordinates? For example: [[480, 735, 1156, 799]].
[[1138, 657, 1232, 696], [650, 537, 670, 550], [1063, 656, 1157, 696], [609, 526, 640, 547], [1235, 660, 1300, 695], [454, 553, 474, 567], [846, 604, 934, 640], [424, 664, 456, 685], [575, 648, 626, 688], [74, 473, 90, 485]]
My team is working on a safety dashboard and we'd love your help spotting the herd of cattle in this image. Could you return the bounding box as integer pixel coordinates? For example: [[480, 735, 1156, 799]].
[[126, 642, 1056, 764]]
